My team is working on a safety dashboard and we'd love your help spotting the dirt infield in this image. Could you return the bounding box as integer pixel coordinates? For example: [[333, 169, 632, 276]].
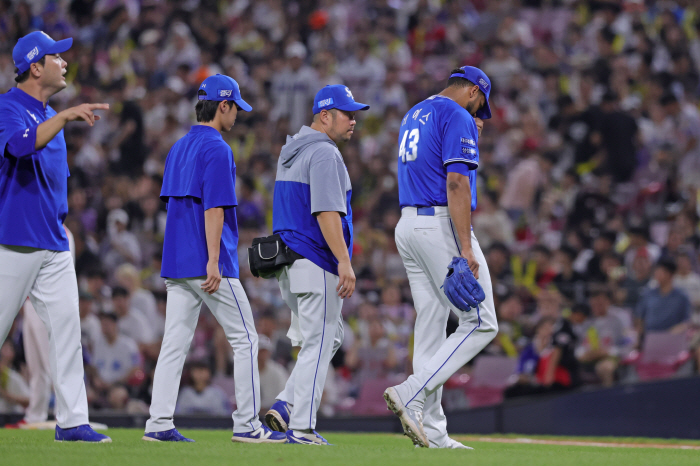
[[457, 436, 700, 450]]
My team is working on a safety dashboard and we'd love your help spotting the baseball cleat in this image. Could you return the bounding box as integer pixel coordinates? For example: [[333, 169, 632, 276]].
[[232, 425, 287, 443], [142, 428, 194, 442], [265, 400, 291, 432], [444, 437, 474, 449], [383, 387, 429, 448], [55, 424, 112, 443], [286, 430, 331, 445]]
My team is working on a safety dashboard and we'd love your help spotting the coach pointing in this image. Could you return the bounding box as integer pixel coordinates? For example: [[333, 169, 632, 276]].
[[0, 31, 110, 442]]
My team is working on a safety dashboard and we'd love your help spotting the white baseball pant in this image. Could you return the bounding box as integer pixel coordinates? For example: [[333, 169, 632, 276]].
[[393, 207, 498, 448], [0, 244, 89, 428], [274, 259, 343, 431], [146, 277, 262, 433], [22, 299, 51, 423]]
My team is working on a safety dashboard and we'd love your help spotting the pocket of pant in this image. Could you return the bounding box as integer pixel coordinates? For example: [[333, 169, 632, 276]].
[[413, 227, 438, 237], [288, 259, 322, 294]]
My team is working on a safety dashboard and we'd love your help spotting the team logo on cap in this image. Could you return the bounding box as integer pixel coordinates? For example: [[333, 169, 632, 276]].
[[318, 98, 334, 108], [478, 78, 489, 91], [345, 87, 353, 99], [218, 90, 232, 97], [26, 47, 39, 61]]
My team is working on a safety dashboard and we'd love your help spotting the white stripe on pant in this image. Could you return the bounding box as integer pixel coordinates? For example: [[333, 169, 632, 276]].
[[393, 208, 498, 448], [0, 244, 89, 428], [275, 259, 343, 431], [146, 277, 262, 433]]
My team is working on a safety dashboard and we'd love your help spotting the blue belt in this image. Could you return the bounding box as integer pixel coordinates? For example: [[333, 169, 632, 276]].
[[417, 207, 445, 216]]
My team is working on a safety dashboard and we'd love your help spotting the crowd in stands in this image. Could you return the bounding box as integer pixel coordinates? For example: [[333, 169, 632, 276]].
[[3, 0, 700, 416]]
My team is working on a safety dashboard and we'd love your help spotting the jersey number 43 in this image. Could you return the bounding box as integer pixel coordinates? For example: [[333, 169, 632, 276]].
[[399, 128, 419, 163]]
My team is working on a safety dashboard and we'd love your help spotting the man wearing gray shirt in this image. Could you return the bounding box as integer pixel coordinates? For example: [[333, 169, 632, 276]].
[[265, 85, 369, 445]]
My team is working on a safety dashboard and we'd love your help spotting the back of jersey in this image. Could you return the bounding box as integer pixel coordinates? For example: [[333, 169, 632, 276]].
[[397, 95, 480, 211]]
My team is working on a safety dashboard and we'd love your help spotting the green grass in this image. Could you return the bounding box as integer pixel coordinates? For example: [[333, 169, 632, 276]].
[[0, 429, 698, 466]]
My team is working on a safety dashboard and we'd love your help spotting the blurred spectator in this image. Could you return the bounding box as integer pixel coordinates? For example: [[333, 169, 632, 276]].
[[114, 263, 159, 324], [621, 250, 653, 309], [472, 191, 515, 249], [673, 251, 700, 312], [576, 288, 628, 387], [112, 286, 160, 360], [636, 258, 691, 335], [102, 209, 142, 271], [270, 42, 318, 132], [346, 317, 397, 388], [505, 316, 575, 398], [552, 246, 586, 305], [0, 341, 30, 414], [175, 361, 230, 416], [258, 336, 288, 411], [91, 312, 141, 393], [79, 290, 101, 351], [489, 294, 525, 358]]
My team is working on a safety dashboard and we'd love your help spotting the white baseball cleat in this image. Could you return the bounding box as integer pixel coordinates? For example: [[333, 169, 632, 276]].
[[444, 437, 474, 449], [383, 387, 429, 448]]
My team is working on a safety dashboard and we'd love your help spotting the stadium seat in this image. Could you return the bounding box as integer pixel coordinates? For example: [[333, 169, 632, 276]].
[[634, 332, 691, 381], [352, 377, 400, 416], [464, 356, 517, 408]]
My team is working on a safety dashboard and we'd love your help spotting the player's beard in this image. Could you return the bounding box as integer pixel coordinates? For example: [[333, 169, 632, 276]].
[[465, 100, 479, 117]]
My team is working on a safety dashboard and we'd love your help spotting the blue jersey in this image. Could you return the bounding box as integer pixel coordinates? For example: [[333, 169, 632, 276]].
[[160, 125, 239, 279], [397, 95, 479, 211], [0, 88, 70, 251]]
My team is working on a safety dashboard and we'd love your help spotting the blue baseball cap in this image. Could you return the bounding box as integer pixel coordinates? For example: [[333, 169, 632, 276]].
[[449, 66, 492, 119], [198, 74, 252, 112], [312, 85, 370, 115], [13, 31, 73, 75]]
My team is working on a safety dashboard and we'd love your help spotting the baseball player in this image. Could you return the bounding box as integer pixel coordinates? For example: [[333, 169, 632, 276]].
[[0, 31, 110, 443], [264, 85, 368, 445], [384, 66, 498, 449], [144, 74, 285, 444]]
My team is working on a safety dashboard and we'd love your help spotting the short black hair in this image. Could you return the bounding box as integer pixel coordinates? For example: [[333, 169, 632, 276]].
[[112, 286, 129, 298], [559, 245, 578, 262], [656, 256, 677, 274], [195, 90, 236, 122], [15, 56, 45, 83], [446, 68, 476, 88]]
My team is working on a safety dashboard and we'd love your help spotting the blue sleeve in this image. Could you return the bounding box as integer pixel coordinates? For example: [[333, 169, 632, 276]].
[[441, 109, 479, 170], [201, 145, 237, 210], [0, 106, 37, 158]]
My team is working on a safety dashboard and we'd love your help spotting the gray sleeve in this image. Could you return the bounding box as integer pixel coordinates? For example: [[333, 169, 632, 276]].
[[309, 147, 348, 216]]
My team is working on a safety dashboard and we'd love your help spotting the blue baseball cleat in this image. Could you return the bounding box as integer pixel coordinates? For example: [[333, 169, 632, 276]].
[[232, 425, 287, 443], [55, 424, 112, 443], [286, 430, 332, 445], [142, 428, 194, 442], [265, 400, 290, 432]]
